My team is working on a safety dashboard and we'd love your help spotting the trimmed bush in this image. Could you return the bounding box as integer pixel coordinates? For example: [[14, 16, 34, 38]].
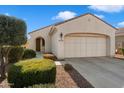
[[22, 49, 36, 59], [8, 47, 24, 63], [7, 59, 56, 88], [43, 53, 57, 60], [117, 48, 123, 54], [122, 48, 124, 55], [64, 64, 73, 71]]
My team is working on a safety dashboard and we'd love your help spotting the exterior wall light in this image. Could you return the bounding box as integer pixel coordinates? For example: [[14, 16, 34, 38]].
[[60, 32, 63, 41]]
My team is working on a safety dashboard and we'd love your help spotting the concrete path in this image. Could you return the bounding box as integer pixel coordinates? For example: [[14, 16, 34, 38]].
[[36, 52, 43, 58], [55, 61, 62, 65], [61, 57, 124, 88]]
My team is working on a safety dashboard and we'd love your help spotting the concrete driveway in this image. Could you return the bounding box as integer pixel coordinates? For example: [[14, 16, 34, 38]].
[[61, 57, 124, 88]]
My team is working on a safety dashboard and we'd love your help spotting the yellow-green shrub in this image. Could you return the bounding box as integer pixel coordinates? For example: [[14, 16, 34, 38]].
[[7, 59, 56, 88]]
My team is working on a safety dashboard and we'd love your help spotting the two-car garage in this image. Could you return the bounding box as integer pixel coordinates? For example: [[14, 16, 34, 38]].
[[64, 33, 107, 58]]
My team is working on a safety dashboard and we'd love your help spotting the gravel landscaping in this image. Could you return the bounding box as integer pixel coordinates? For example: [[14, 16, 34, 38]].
[[0, 64, 93, 88], [55, 66, 78, 88]]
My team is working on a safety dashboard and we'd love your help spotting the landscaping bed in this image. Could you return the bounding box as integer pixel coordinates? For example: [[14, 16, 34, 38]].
[[0, 78, 10, 88], [115, 54, 124, 60], [0, 63, 93, 88], [43, 53, 57, 61], [55, 65, 78, 88]]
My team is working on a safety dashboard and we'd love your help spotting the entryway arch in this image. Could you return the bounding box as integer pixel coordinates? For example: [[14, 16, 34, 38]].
[[36, 37, 45, 52]]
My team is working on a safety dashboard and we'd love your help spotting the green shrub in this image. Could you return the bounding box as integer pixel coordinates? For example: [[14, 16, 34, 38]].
[[43, 53, 57, 60], [122, 48, 124, 55], [22, 49, 36, 59], [7, 59, 56, 88], [28, 83, 55, 88], [8, 47, 24, 63], [64, 64, 73, 71]]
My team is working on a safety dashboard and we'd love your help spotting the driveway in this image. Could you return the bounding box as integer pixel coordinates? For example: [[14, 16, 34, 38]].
[[61, 57, 124, 88]]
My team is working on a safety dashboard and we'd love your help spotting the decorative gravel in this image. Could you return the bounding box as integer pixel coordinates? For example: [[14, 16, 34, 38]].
[[0, 78, 10, 88], [55, 66, 78, 88], [55, 65, 93, 88]]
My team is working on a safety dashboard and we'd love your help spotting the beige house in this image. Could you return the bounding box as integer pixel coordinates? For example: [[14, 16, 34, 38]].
[[116, 28, 124, 49], [28, 13, 116, 59]]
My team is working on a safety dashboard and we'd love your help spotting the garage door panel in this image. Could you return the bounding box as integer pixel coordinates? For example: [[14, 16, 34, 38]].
[[80, 37, 86, 57], [86, 37, 91, 57], [97, 37, 106, 56], [87, 37, 96, 57], [86, 37, 97, 57], [75, 37, 81, 57], [64, 35, 106, 58]]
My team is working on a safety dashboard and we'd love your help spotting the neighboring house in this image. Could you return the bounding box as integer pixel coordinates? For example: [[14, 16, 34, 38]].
[[28, 13, 116, 59], [115, 28, 124, 49]]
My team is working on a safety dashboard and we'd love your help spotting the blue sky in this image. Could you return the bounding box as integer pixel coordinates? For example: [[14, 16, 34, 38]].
[[0, 5, 124, 33]]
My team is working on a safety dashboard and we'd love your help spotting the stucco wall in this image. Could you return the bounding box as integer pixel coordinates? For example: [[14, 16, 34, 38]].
[[51, 32, 59, 56], [53, 14, 116, 59]]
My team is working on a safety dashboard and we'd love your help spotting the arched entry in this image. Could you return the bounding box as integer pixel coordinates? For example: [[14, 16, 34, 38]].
[[36, 37, 45, 52]]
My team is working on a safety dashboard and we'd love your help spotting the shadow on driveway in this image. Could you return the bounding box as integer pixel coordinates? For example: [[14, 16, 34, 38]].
[[65, 64, 94, 88]]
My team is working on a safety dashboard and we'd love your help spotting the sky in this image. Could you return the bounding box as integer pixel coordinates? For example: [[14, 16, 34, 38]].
[[0, 5, 124, 34]]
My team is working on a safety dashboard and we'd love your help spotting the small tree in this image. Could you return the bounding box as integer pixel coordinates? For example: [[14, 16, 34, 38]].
[[0, 15, 27, 78]]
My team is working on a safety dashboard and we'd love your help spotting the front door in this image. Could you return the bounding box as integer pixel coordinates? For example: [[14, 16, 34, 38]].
[[36, 38, 41, 51]]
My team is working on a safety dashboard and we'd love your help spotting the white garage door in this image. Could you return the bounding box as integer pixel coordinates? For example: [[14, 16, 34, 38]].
[[64, 36, 106, 58]]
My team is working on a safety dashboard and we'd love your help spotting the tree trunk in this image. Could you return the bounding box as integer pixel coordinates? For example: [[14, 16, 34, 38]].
[[0, 46, 6, 78], [0, 46, 11, 78], [0, 46, 2, 77], [0, 59, 6, 79]]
